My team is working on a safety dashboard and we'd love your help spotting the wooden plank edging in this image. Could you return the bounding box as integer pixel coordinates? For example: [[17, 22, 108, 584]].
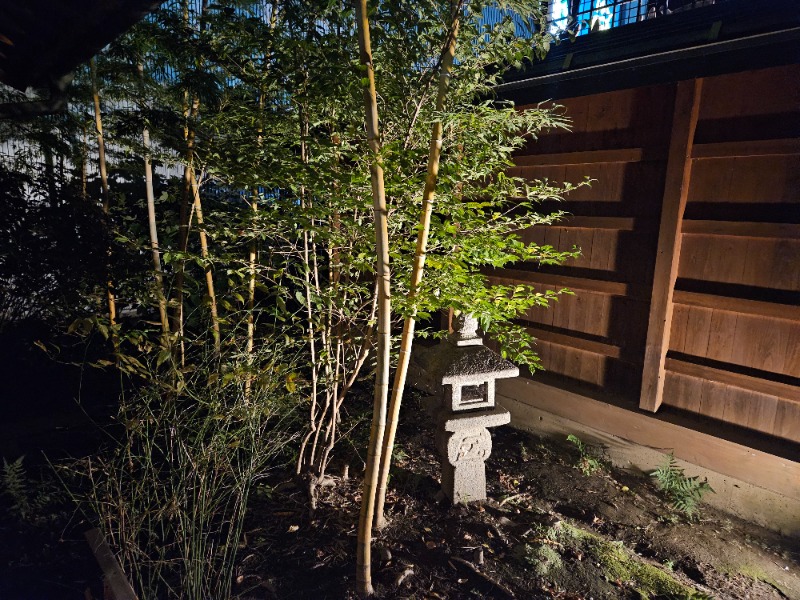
[[85, 528, 139, 600], [498, 376, 800, 501]]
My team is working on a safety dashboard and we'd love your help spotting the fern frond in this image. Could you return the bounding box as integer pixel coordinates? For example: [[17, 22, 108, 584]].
[[2, 455, 32, 520], [651, 452, 714, 519]]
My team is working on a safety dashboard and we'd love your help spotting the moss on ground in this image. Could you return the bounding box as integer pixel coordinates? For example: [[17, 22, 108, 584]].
[[544, 521, 706, 599], [732, 563, 782, 591]]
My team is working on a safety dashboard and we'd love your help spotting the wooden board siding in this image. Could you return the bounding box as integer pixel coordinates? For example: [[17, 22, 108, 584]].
[[665, 64, 800, 440], [497, 82, 675, 396], [506, 64, 800, 444]]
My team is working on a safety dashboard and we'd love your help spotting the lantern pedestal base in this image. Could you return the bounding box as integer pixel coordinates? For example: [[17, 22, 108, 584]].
[[435, 406, 510, 504]]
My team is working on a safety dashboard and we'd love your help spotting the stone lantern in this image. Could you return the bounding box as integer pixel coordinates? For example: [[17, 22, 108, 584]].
[[411, 313, 518, 503]]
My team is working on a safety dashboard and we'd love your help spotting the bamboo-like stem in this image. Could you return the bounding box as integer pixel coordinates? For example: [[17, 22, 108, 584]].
[[296, 220, 320, 474], [244, 191, 258, 404], [173, 99, 198, 367], [354, 0, 391, 595], [188, 168, 220, 355], [374, 13, 461, 530], [139, 63, 170, 345], [172, 0, 207, 366], [81, 126, 88, 200], [245, 89, 267, 403], [90, 58, 118, 353], [43, 145, 58, 208]]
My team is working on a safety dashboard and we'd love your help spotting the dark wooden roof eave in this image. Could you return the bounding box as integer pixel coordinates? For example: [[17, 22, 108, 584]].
[[495, 0, 800, 104], [0, 0, 162, 92]]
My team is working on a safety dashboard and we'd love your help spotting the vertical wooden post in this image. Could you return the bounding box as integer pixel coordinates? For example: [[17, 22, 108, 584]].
[[639, 78, 703, 412]]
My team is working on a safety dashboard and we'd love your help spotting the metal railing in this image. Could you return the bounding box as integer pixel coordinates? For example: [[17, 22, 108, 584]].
[[548, 0, 720, 34], [482, 0, 724, 38]]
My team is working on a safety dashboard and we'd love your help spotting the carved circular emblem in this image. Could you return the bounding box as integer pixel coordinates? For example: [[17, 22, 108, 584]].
[[447, 428, 491, 464]]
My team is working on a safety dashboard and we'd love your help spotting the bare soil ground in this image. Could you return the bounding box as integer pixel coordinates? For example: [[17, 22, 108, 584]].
[[1, 391, 798, 599], [236, 394, 800, 600]]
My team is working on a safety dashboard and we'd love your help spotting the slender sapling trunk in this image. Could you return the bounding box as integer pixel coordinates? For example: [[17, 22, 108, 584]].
[[374, 14, 461, 529], [90, 58, 118, 352], [188, 168, 220, 355], [354, 0, 392, 595], [138, 63, 170, 346]]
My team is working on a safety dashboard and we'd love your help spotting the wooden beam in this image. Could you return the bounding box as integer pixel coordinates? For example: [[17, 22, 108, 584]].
[[513, 147, 648, 167], [665, 357, 800, 403], [498, 376, 800, 502], [691, 138, 800, 159], [673, 290, 800, 322], [490, 268, 642, 298], [539, 216, 638, 231], [681, 220, 800, 239], [523, 325, 623, 359], [640, 79, 704, 412]]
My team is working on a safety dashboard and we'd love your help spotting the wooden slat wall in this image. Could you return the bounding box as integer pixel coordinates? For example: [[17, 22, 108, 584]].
[[664, 64, 800, 442], [505, 64, 800, 443], [496, 84, 674, 396]]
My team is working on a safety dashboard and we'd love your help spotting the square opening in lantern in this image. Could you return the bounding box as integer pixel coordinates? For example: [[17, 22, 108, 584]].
[[455, 382, 490, 410]]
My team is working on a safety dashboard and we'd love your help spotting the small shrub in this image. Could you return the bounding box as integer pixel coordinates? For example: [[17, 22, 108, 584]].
[[566, 434, 605, 476], [62, 341, 301, 600], [651, 453, 714, 519]]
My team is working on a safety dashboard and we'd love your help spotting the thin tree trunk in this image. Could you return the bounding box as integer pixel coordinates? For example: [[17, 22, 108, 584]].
[[354, 0, 391, 595], [188, 168, 220, 355], [43, 145, 58, 208], [172, 116, 194, 364], [171, 0, 207, 365], [90, 58, 118, 352], [374, 15, 461, 530], [244, 88, 268, 403], [139, 64, 170, 345]]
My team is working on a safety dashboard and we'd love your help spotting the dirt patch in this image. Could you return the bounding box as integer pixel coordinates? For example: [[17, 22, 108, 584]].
[[236, 395, 799, 599]]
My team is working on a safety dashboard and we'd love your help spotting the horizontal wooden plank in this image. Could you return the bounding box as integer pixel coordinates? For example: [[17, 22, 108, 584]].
[[514, 147, 648, 167], [523, 325, 622, 359], [538, 216, 638, 231], [492, 269, 642, 298], [681, 220, 800, 239], [665, 357, 800, 403], [498, 376, 800, 502], [673, 290, 800, 322], [691, 138, 800, 159]]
